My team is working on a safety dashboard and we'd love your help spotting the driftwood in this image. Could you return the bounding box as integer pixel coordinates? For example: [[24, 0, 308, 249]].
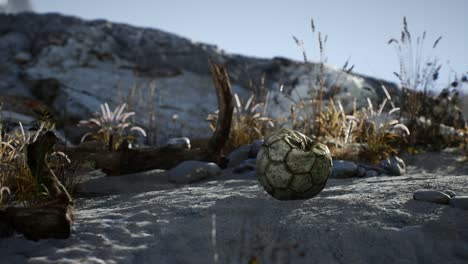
[[64, 60, 234, 175], [0, 131, 75, 240]]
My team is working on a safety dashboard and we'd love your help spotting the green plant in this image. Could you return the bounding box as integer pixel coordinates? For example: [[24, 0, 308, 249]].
[[78, 102, 147, 151], [207, 93, 274, 151]]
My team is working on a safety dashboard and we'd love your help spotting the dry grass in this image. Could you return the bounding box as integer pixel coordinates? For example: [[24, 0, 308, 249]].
[[208, 93, 274, 152], [356, 96, 410, 164], [389, 17, 466, 150], [0, 122, 47, 207], [120, 82, 158, 146], [313, 85, 409, 164]]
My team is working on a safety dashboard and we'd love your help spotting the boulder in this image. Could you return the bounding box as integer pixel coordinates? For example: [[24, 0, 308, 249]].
[[0, 13, 400, 144], [167, 161, 221, 184], [413, 190, 451, 205]]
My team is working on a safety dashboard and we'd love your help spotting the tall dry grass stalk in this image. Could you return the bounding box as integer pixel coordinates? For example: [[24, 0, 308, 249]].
[[121, 82, 158, 146], [291, 19, 354, 139], [388, 16, 442, 121]]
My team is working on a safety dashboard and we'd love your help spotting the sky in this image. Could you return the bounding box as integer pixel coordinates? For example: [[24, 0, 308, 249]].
[[23, 0, 468, 91]]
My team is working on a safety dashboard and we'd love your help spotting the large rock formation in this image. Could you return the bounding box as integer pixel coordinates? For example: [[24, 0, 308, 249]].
[[0, 0, 33, 14], [0, 13, 399, 144]]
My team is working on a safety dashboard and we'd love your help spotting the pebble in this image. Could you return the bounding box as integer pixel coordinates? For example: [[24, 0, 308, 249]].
[[331, 160, 358, 178], [357, 166, 367, 177], [442, 190, 457, 198], [167, 160, 221, 184], [248, 140, 263, 158], [227, 144, 251, 168], [379, 156, 406, 176], [365, 170, 379, 177], [165, 137, 191, 150], [449, 196, 468, 210], [233, 158, 256, 174], [413, 190, 451, 205]]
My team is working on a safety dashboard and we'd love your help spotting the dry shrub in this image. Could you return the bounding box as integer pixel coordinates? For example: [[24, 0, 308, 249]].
[[208, 93, 274, 151], [389, 17, 467, 149], [356, 97, 410, 164], [0, 122, 50, 206]]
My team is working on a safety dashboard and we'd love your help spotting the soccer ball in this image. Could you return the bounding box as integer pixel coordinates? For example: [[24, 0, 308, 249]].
[[256, 128, 333, 200]]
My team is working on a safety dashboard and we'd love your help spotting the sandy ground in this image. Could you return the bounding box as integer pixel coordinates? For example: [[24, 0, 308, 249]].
[[0, 149, 467, 264]]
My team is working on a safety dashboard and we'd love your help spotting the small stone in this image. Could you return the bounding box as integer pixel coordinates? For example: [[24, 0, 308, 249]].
[[357, 166, 367, 177], [167, 161, 221, 184], [413, 190, 451, 205], [249, 139, 263, 158], [233, 158, 256, 174], [449, 196, 468, 210], [14, 52, 32, 64], [227, 144, 251, 168], [443, 190, 457, 198], [365, 170, 379, 177], [165, 137, 191, 150], [379, 156, 406, 176], [330, 160, 357, 178]]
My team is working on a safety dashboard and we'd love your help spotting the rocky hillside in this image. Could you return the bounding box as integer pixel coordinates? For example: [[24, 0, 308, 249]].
[[0, 13, 399, 144]]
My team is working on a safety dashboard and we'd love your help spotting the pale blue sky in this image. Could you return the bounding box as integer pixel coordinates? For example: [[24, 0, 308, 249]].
[[32, 0, 467, 91]]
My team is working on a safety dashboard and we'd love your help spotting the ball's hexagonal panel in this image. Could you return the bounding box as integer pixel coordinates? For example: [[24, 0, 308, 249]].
[[301, 181, 327, 198], [257, 172, 274, 194], [264, 129, 288, 146], [289, 173, 314, 193], [256, 147, 269, 175], [268, 140, 291, 162], [272, 188, 298, 200], [286, 148, 316, 174], [312, 143, 331, 157], [265, 163, 292, 189], [310, 156, 332, 185]]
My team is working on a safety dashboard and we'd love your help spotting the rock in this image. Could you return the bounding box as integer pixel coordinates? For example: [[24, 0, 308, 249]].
[[379, 156, 406, 176], [167, 161, 221, 184], [443, 190, 457, 198], [14, 52, 31, 64], [357, 166, 367, 177], [248, 139, 263, 158], [449, 196, 468, 210], [365, 170, 379, 177], [227, 144, 251, 168], [413, 190, 451, 205], [331, 160, 358, 178], [165, 137, 191, 150], [233, 158, 256, 174], [0, 13, 401, 144]]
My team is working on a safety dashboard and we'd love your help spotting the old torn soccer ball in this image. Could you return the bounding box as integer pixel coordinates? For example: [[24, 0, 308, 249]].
[[256, 128, 333, 200]]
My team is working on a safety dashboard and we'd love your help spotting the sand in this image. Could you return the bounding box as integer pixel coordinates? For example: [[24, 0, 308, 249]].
[[0, 149, 467, 264]]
